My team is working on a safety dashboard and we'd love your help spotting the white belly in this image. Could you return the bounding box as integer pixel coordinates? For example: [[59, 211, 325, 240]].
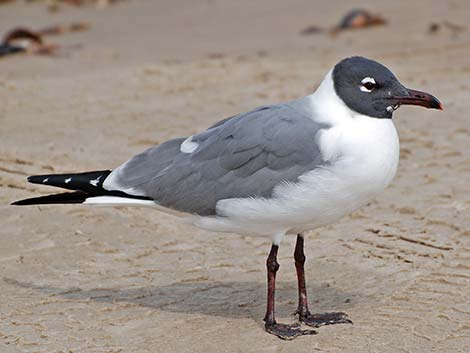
[[192, 117, 399, 238]]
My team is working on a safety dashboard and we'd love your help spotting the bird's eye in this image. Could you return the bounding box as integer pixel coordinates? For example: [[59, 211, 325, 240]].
[[363, 82, 376, 90], [360, 77, 376, 92]]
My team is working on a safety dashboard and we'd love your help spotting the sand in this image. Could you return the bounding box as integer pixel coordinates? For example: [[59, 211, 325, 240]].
[[1, 0, 469, 352]]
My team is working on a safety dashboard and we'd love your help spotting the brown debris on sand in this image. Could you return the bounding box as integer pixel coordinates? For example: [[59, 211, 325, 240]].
[[0, 23, 89, 58], [301, 8, 387, 36], [0, 27, 56, 57], [331, 9, 387, 34], [337, 9, 386, 30]]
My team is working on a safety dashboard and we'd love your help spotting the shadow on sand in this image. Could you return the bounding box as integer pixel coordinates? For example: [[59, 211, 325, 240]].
[[4, 277, 356, 320]]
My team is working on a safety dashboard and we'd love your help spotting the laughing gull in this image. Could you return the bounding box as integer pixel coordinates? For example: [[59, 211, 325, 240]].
[[13, 56, 442, 340]]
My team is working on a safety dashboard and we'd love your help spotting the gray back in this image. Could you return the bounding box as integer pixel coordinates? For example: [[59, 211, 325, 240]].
[[109, 99, 329, 215]]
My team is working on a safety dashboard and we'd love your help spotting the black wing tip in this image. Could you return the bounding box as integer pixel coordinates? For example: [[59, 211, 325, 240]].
[[11, 197, 38, 206], [11, 191, 89, 206], [26, 170, 113, 192], [26, 175, 33, 183], [11, 199, 37, 206], [27, 174, 57, 184], [17, 171, 152, 205]]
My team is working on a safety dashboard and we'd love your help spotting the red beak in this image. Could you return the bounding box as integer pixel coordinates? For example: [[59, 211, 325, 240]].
[[392, 88, 443, 110]]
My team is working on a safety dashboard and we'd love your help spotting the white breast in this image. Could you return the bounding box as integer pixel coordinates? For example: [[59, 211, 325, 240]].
[[316, 115, 400, 194], [298, 116, 399, 231]]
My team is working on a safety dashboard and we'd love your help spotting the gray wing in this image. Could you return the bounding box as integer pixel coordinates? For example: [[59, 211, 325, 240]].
[[104, 101, 328, 215]]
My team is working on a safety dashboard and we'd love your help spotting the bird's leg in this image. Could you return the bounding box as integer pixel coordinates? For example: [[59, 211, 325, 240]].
[[294, 234, 309, 317], [264, 243, 317, 340], [294, 234, 353, 328]]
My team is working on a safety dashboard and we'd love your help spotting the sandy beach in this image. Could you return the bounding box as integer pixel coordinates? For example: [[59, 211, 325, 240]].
[[1, 0, 469, 352]]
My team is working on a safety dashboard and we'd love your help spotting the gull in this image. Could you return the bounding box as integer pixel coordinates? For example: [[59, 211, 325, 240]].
[[13, 56, 442, 339]]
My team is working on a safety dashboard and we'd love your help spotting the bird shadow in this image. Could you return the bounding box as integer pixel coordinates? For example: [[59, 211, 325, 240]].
[[4, 277, 356, 321]]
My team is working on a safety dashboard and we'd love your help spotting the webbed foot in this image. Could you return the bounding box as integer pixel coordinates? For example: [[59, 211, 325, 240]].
[[265, 321, 317, 340]]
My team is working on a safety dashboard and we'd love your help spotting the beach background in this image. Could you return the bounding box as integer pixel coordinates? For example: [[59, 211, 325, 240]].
[[1, 0, 469, 352]]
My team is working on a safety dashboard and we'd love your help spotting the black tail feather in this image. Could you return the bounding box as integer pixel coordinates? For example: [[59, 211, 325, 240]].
[[11, 191, 88, 206]]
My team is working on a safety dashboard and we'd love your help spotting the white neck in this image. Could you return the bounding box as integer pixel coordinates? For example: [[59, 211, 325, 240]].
[[306, 69, 358, 125]]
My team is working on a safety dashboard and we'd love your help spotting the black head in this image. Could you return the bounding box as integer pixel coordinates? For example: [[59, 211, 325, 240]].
[[332, 56, 442, 119]]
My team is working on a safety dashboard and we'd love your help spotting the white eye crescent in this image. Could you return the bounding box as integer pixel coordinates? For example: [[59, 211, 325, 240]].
[[360, 77, 376, 92]]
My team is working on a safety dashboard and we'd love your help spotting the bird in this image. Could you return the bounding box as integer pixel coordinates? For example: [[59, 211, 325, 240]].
[[12, 56, 442, 340]]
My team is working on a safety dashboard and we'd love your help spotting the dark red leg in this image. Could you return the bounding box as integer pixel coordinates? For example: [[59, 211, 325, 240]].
[[294, 234, 309, 317], [264, 243, 316, 340], [294, 234, 353, 327]]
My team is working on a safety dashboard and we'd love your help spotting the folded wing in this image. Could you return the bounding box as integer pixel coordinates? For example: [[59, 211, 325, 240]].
[[104, 102, 328, 216]]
